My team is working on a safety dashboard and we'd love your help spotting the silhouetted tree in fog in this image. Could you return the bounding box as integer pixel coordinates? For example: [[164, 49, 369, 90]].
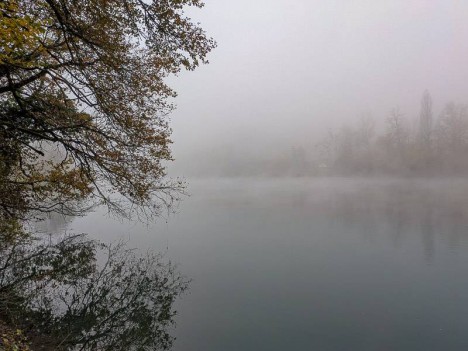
[[417, 90, 434, 169], [379, 108, 411, 172], [434, 103, 468, 173]]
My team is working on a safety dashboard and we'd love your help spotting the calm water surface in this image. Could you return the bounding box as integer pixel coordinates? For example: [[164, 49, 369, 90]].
[[68, 178, 468, 351]]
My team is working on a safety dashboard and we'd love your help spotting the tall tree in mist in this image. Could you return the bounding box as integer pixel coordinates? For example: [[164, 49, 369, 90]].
[[418, 90, 434, 167]]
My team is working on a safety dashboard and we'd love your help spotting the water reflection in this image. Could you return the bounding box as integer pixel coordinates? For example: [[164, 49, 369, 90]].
[[32, 212, 74, 234], [313, 179, 468, 263], [168, 179, 468, 351], [2, 214, 186, 350], [69, 178, 468, 351]]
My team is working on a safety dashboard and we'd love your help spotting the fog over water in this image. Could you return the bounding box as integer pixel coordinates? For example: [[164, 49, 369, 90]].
[[167, 0, 468, 176]]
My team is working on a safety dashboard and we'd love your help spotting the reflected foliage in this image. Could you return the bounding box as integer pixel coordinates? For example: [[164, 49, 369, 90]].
[[313, 180, 468, 262], [0, 232, 187, 350]]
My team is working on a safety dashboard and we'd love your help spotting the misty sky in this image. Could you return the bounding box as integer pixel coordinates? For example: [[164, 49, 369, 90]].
[[167, 0, 468, 173]]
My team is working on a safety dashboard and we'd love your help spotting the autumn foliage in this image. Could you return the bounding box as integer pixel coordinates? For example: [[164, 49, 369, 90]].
[[0, 1, 214, 349], [0, 0, 215, 221]]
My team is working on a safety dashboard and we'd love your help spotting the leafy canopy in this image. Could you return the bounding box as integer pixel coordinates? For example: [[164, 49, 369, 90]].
[[0, 0, 215, 220]]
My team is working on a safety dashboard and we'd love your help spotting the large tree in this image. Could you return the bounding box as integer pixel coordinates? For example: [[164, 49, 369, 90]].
[[0, 0, 215, 221]]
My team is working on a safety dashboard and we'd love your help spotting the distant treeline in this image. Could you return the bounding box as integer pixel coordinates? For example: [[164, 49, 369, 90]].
[[203, 91, 468, 177], [312, 91, 468, 176]]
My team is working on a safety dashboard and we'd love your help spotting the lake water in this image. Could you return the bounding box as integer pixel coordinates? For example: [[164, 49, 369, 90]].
[[66, 178, 468, 351]]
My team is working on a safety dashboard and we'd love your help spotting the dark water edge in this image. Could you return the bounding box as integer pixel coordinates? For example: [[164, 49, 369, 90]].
[[64, 177, 468, 351]]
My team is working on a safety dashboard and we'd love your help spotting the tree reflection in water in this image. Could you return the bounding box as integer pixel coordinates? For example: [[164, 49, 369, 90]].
[[0, 231, 187, 350]]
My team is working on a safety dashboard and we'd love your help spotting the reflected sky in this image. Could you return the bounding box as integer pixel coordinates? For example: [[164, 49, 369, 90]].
[[69, 178, 468, 351]]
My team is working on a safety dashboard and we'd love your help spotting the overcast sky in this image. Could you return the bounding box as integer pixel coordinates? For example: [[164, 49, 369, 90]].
[[167, 0, 468, 173]]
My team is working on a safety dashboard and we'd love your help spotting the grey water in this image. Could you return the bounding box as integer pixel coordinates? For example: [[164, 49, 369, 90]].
[[66, 178, 468, 351]]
